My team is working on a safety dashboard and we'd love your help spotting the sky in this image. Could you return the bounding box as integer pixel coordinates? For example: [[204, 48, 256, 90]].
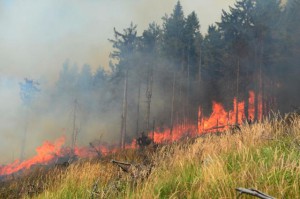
[[0, 0, 236, 163]]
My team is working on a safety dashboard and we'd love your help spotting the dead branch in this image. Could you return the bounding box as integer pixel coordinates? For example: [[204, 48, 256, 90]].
[[111, 160, 153, 180], [236, 188, 275, 199], [111, 160, 131, 173], [89, 142, 102, 158], [203, 124, 240, 132]]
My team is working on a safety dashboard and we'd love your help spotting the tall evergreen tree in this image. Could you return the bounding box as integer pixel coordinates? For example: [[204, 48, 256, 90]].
[[162, 1, 186, 70], [277, 0, 300, 111], [109, 22, 139, 80], [202, 25, 225, 106], [185, 11, 202, 77]]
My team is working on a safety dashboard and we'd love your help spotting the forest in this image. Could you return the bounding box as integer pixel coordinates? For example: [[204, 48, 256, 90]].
[[24, 0, 300, 148]]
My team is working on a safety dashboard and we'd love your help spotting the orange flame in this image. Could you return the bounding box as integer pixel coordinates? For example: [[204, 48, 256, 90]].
[[151, 91, 263, 143], [0, 91, 264, 177], [0, 136, 66, 176]]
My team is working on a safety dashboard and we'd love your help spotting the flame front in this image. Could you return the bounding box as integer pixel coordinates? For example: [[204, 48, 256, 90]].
[[151, 91, 263, 143], [0, 91, 263, 177], [0, 136, 66, 176]]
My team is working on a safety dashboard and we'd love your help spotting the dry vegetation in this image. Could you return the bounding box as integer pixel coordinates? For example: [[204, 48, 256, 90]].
[[1, 114, 300, 199]]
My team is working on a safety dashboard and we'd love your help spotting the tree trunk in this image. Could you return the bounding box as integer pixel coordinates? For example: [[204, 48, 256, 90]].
[[152, 120, 155, 141], [259, 41, 264, 119], [135, 81, 141, 139], [236, 57, 240, 124], [71, 99, 78, 152], [120, 70, 128, 149], [170, 72, 176, 136], [146, 65, 153, 132], [187, 44, 190, 127], [254, 44, 259, 121]]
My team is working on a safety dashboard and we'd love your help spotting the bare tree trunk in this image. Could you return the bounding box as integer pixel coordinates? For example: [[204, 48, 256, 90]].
[[120, 70, 128, 149], [136, 81, 141, 138], [254, 44, 259, 121], [259, 41, 264, 119], [152, 120, 155, 141], [181, 50, 185, 128], [187, 44, 190, 127], [146, 65, 153, 132], [198, 46, 202, 127], [236, 57, 240, 124], [199, 47, 202, 84], [71, 99, 78, 152], [170, 72, 176, 136]]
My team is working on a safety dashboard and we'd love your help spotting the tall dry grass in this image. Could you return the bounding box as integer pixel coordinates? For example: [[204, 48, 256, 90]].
[[1, 115, 299, 199], [132, 116, 300, 198]]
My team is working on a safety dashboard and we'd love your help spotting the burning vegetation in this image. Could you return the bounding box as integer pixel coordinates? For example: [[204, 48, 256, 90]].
[[0, 111, 300, 198], [0, 90, 261, 177], [1, 0, 300, 197]]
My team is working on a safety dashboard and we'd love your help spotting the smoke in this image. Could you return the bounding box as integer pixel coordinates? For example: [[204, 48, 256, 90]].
[[0, 0, 236, 77], [0, 0, 238, 164]]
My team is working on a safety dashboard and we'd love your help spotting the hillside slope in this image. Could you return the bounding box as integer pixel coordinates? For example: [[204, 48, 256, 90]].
[[1, 114, 300, 199]]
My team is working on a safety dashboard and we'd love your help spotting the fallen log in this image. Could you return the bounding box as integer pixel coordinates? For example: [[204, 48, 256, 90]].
[[236, 188, 275, 199]]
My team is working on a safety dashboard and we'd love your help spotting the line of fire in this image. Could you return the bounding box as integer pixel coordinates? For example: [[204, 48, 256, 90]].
[[0, 90, 265, 177]]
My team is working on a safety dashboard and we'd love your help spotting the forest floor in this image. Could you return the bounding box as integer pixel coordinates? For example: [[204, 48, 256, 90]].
[[1, 113, 300, 199]]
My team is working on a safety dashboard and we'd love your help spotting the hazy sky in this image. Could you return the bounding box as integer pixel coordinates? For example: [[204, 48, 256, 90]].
[[0, 0, 236, 80]]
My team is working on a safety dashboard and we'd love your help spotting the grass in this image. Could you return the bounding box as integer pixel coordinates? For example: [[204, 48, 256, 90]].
[[1, 114, 300, 198]]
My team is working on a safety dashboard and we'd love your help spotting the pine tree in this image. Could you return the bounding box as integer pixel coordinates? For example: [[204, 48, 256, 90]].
[[185, 11, 202, 123], [109, 22, 139, 77], [141, 23, 161, 131], [162, 1, 186, 70], [277, 0, 300, 112], [201, 25, 226, 110], [109, 23, 139, 148]]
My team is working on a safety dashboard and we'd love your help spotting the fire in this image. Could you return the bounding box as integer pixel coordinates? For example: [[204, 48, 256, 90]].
[[151, 91, 263, 143], [0, 138, 128, 177], [0, 136, 66, 176], [0, 90, 264, 177]]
